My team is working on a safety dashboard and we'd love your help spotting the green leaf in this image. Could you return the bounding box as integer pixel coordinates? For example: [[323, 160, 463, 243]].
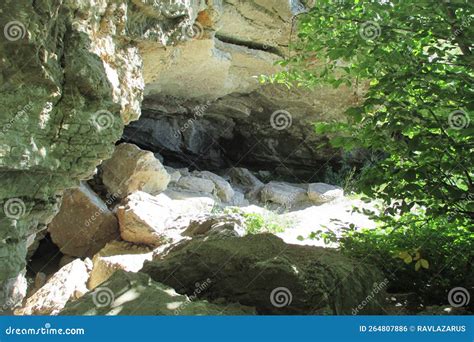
[[420, 259, 429, 269]]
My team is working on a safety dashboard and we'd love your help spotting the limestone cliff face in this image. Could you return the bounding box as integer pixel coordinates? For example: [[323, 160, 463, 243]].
[[0, 0, 356, 309], [0, 0, 192, 308], [124, 0, 362, 177]]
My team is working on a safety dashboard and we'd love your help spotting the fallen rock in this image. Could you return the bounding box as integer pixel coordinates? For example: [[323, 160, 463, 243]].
[[175, 176, 215, 194], [101, 143, 170, 198], [229, 191, 250, 207], [142, 234, 385, 315], [260, 181, 308, 207], [162, 190, 216, 215], [307, 183, 344, 204], [16, 259, 89, 315], [227, 167, 264, 199], [116, 192, 175, 247], [183, 214, 246, 238], [227, 167, 264, 190], [48, 183, 119, 257], [164, 166, 181, 184], [61, 270, 255, 315], [193, 171, 235, 202], [88, 241, 152, 290]]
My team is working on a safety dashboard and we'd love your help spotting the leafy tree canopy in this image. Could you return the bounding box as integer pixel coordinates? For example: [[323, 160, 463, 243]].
[[265, 0, 473, 226], [263, 0, 474, 300]]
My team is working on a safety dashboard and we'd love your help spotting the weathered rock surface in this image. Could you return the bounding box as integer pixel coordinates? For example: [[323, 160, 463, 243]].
[[16, 259, 89, 315], [116, 192, 175, 247], [175, 176, 215, 194], [0, 0, 193, 307], [101, 143, 170, 197], [308, 183, 344, 204], [193, 171, 235, 202], [227, 167, 264, 200], [142, 234, 386, 315], [182, 214, 246, 238], [88, 241, 152, 290], [260, 181, 309, 207], [48, 183, 119, 258], [123, 1, 360, 175], [61, 270, 255, 316]]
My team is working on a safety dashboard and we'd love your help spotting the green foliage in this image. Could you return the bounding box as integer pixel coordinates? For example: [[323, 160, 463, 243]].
[[271, 0, 474, 304], [338, 213, 473, 303], [274, 0, 473, 226], [224, 207, 290, 234]]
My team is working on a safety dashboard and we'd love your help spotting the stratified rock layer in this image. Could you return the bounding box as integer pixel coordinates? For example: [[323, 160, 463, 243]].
[[0, 0, 191, 308], [124, 1, 362, 176]]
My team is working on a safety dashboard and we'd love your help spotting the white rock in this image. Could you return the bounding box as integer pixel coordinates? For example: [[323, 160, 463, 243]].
[[176, 176, 215, 194], [164, 166, 181, 183], [88, 241, 152, 290], [193, 171, 235, 202], [307, 183, 344, 204], [101, 143, 170, 197], [229, 191, 250, 207], [227, 167, 264, 199], [15, 259, 89, 315], [260, 181, 308, 207], [116, 192, 174, 247]]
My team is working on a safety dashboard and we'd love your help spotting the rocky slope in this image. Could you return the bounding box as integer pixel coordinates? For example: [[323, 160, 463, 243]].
[[12, 143, 386, 316]]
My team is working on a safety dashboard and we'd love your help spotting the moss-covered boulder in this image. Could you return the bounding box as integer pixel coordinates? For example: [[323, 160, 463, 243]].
[[142, 234, 387, 315], [61, 270, 255, 316]]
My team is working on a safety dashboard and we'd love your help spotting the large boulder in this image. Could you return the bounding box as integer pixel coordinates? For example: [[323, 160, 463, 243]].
[[116, 192, 175, 247], [101, 143, 170, 198], [227, 167, 264, 200], [307, 183, 344, 204], [193, 171, 235, 202], [260, 181, 309, 207], [61, 270, 255, 315], [182, 214, 246, 238], [48, 183, 119, 258], [142, 234, 386, 315], [175, 176, 215, 194], [88, 241, 153, 290], [16, 259, 90, 315]]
